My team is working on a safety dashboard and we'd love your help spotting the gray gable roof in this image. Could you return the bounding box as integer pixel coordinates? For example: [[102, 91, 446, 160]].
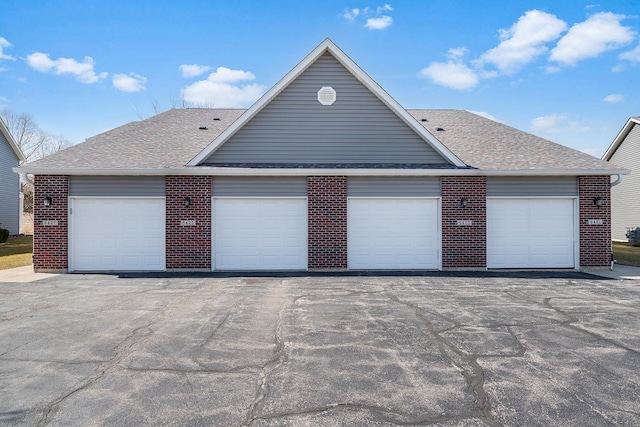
[[20, 107, 623, 174], [25, 109, 244, 170], [409, 110, 617, 171]]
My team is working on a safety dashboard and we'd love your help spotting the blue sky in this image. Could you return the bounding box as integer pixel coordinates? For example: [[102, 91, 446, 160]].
[[1, 0, 639, 158]]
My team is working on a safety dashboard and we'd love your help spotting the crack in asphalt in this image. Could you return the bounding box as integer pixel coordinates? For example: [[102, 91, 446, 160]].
[[245, 297, 289, 426], [248, 401, 488, 425], [544, 297, 640, 356], [384, 291, 503, 427], [35, 323, 157, 427]]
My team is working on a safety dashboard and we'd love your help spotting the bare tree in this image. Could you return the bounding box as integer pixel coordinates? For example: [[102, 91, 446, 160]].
[[0, 109, 72, 162]]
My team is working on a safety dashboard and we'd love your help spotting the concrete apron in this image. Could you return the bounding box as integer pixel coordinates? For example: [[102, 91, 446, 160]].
[[0, 265, 59, 283]]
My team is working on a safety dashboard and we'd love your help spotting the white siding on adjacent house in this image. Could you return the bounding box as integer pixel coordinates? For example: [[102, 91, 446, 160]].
[[609, 123, 640, 241], [204, 52, 451, 166], [0, 131, 21, 234]]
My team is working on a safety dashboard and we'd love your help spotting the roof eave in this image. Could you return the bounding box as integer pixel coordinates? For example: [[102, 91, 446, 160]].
[[602, 117, 640, 161], [14, 166, 630, 177]]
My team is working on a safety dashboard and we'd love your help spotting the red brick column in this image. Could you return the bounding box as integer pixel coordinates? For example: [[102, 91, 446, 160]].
[[579, 176, 611, 268], [308, 176, 347, 270], [33, 175, 68, 272], [166, 176, 212, 270], [441, 176, 486, 269]]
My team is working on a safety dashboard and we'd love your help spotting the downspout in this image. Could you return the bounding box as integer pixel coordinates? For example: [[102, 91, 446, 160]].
[[610, 174, 622, 187], [21, 173, 34, 186], [609, 174, 622, 270]]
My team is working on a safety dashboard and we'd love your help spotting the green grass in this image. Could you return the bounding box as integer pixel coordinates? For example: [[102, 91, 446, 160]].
[[0, 235, 33, 270], [613, 241, 640, 267]]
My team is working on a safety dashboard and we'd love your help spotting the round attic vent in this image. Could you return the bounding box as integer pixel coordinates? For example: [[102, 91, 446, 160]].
[[317, 86, 337, 106]]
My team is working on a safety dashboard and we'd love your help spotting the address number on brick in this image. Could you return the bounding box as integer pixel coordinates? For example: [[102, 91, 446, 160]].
[[41, 220, 59, 226], [456, 220, 473, 226], [588, 219, 603, 225], [180, 220, 197, 226]]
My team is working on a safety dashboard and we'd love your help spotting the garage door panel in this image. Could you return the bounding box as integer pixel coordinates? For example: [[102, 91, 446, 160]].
[[348, 198, 439, 270], [71, 198, 166, 271], [488, 199, 575, 268], [214, 198, 307, 270]]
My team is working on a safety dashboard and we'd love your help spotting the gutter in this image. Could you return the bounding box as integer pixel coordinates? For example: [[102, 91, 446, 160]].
[[14, 166, 631, 177]]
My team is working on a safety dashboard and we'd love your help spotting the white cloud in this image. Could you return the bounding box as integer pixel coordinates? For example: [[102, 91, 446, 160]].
[[0, 37, 15, 62], [344, 8, 360, 21], [531, 114, 568, 132], [478, 10, 567, 74], [26, 52, 107, 83], [420, 61, 479, 91], [603, 94, 624, 103], [619, 44, 640, 63], [531, 114, 590, 134], [468, 111, 503, 123], [181, 66, 266, 107], [344, 4, 394, 30], [550, 12, 636, 66], [179, 64, 213, 78], [112, 73, 147, 92], [447, 47, 468, 60], [365, 15, 393, 30], [205, 67, 256, 83], [420, 47, 479, 90]]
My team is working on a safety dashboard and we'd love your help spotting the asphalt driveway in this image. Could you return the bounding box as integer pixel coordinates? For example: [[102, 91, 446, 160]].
[[0, 272, 639, 426]]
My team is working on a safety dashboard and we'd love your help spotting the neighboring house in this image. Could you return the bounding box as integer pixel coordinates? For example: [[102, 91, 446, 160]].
[[18, 39, 625, 273], [1, 117, 25, 235], [602, 116, 640, 241]]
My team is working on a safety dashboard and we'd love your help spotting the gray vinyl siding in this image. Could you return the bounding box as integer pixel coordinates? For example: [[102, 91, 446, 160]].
[[0, 132, 21, 234], [204, 52, 450, 166], [486, 177, 578, 197], [348, 177, 440, 197], [69, 177, 165, 197], [610, 123, 640, 240], [212, 177, 307, 197]]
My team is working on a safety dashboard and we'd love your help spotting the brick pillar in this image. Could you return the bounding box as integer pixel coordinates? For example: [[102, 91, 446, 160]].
[[307, 176, 347, 270], [33, 175, 68, 272], [166, 176, 212, 271], [441, 176, 486, 269], [579, 176, 611, 268]]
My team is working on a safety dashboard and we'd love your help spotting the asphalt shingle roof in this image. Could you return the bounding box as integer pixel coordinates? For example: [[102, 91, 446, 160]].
[[26, 109, 245, 170], [24, 108, 619, 172], [408, 110, 616, 171]]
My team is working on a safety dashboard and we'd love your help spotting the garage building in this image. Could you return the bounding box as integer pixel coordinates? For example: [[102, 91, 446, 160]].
[[18, 40, 625, 272]]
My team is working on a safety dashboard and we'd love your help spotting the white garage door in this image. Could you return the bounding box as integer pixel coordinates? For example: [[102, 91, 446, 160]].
[[213, 198, 307, 270], [487, 198, 576, 269], [348, 198, 440, 270], [70, 198, 165, 271]]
